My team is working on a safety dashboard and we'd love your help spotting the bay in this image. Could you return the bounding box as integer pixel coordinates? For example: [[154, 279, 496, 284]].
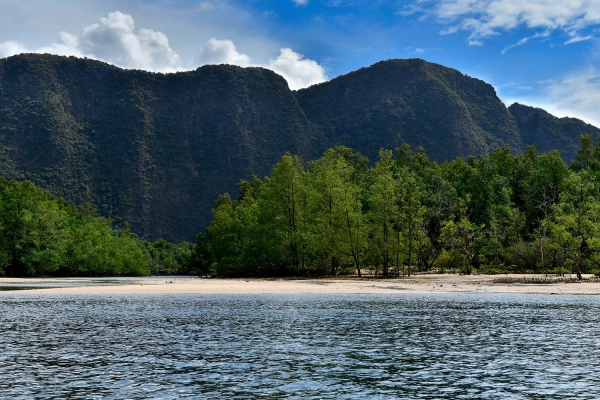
[[1, 293, 599, 399]]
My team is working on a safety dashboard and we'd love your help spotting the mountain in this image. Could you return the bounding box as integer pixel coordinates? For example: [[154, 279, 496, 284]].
[[0, 54, 316, 241], [296, 58, 524, 161], [0, 54, 596, 240], [508, 103, 600, 162]]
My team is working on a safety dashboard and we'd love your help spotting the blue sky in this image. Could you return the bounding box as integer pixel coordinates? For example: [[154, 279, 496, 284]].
[[2, 0, 600, 125]]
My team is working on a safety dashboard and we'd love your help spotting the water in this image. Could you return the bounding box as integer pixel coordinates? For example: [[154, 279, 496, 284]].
[[0, 276, 194, 291], [1, 293, 600, 399]]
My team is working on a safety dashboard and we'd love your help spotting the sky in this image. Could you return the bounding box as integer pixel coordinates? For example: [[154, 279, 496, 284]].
[[1, 0, 600, 125]]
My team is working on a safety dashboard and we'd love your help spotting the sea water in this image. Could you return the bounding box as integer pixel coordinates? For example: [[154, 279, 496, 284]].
[[1, 293, 600, 399]]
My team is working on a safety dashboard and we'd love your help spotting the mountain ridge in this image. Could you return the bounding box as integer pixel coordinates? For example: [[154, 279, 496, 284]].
[[0, 54, 595, 240], [296, 58, 524, 162]]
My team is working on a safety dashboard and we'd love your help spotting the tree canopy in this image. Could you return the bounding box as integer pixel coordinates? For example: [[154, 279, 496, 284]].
[[0, 178, 195, 277], [202, 135, 600, 277]]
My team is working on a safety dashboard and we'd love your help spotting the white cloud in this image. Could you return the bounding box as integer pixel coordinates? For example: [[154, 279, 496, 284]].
[[79, 11, 181, 71], [565, 35, 593, 44], [197, 38, 252, 66], [197, 40, 327, 90], [292, 0, 309, 5], [195, 0, 228, 12], [397, 3, 426, 17], [502, 31, 550, 54], [544, 67, 600, 126], [36, 32, 83, 57], [436, 0, 600, 45], [0, 40, 28, 58], [268, 48, 327, 90], [0, 11, 182, 72]]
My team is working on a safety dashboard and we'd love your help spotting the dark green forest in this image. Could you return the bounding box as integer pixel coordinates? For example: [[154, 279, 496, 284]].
[[2, 54, 598, 242], [4, 134, 600, 278], [0, 177, 196, 277], [199, 134, 600, 278], [3, 54, 600, 278]]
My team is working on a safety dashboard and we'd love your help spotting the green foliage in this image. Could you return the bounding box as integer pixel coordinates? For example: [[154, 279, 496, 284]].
[[434, 249, 463, 273], [0, 177, 167, 276], [0, 54, 596, 245], [143, 239, 195, 275], [201, 135, 600, 276]]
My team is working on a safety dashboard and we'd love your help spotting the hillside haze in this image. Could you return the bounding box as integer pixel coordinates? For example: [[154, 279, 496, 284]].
[[0, 54, 595, 240]]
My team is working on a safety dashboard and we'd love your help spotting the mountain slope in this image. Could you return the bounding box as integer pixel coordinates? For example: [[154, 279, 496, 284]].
[[0, 54, 596, 240], [295, 59, 524, 161], [508, 102, 600, 162], [0, 54, 316, 241]]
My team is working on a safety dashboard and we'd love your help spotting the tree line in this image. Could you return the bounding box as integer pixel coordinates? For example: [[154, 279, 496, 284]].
[[198, 134, 600, 278], [4, 134, 600, 278], [0, 178, 196, 277]]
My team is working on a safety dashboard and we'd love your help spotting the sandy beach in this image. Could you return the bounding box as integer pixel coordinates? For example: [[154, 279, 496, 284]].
[[1, 274, 600, 295]]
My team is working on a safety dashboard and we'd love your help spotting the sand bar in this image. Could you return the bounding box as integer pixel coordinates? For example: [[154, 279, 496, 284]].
[[1, 274, 600, 295]]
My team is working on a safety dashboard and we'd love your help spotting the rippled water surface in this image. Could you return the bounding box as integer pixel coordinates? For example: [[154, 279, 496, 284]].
[[2, 293, 600, 399]]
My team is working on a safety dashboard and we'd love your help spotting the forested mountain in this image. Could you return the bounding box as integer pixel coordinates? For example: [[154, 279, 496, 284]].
[[296, 59, 523, 161], [509, 103, 600, 162], [0, 54, 316, 241], [0, 54, 595, 240]]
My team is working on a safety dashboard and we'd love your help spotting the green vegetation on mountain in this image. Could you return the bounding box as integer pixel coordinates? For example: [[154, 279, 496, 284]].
[[295, 58, 523, 161], [509, 102, 600, 162], [0, 54, 596, 241], [203, 136, 600, 278], [0, 54, 315, 242]]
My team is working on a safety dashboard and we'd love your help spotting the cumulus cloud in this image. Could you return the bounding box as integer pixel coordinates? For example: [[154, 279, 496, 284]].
[[0, 40, 28, 58], [0, 11, 182, 72], [436, 0, 600, 45], [197, 40, 327, 90], [268, 48, 327, 90], [36, 32, 84, 57], [197, 38, 252, 66], [79, 12, 181, 71], [544, 67, 600, 126], [0, 10, 327, 89]]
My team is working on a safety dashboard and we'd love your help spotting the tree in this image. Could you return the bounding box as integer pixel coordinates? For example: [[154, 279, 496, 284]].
[[369, 149, 396, 276], [392, 169, 426, 277], [259, 153, 306, 275], [552, 171, 597, 278], [441, 197, 482, 275], [0, 180, 67, 276], [306, 148, 366, 276], [414, 161, 458, 271], [206, 193, 260, 276]]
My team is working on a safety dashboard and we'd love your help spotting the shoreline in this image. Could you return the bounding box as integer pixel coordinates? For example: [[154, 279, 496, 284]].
[[1, 274, 600, 295]]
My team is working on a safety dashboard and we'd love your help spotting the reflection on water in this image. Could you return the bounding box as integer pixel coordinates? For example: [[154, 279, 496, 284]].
[[1, 293, 600, 399]]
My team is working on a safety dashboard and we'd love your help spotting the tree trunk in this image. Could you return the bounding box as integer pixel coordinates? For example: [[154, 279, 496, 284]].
[[331, 255, 337, 276]]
